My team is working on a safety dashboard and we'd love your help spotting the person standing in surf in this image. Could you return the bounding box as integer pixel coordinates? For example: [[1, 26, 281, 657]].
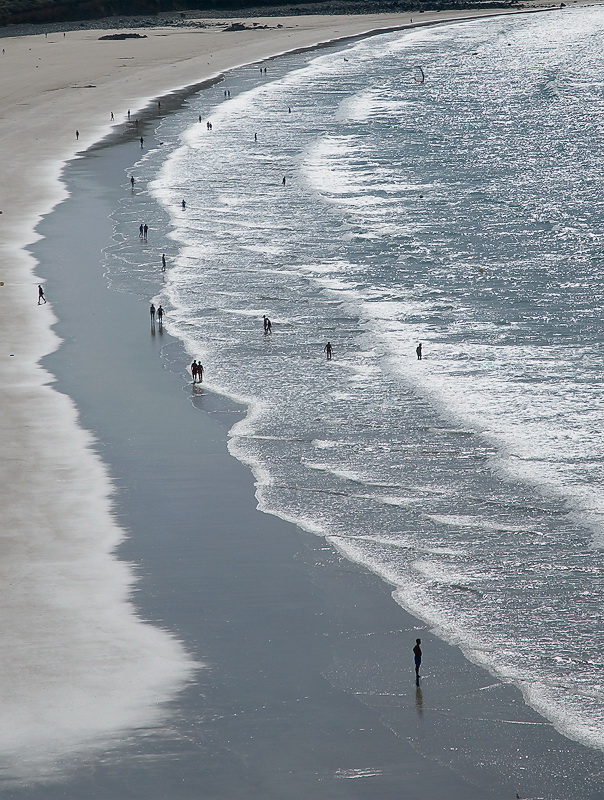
[[324, 342, 332, 360], [416, 343, 422, 360]]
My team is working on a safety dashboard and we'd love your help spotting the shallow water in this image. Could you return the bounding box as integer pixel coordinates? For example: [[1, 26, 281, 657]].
[[106, 7, 604, 753]]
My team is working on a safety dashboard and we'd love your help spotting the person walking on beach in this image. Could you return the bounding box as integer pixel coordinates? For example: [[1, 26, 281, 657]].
[[324, 342, 332, 360], [263, 315, 272, 334], [150, 303, 156, 324], [413, 638, 422, 684], [191, 360, 198, 382], [37, 284, 46, 304], [282, 176, 286, 186], [416, 342, 422, 360], [143, 224, 148, 239], [75, 130, 79, 140], [162, 253, 166, 271], [140, 136, 144, 148], [196, 361, 204, 382], [139, 224, 144, 238], [130, 175, 135, 188], [157, 305, 164, 325]]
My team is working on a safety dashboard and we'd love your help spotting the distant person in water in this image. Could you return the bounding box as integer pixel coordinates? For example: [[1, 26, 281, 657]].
[[181, 199, 186, 209], [324, 342, 332, 360], [143, 224, 148, 239], [162, 253, 166, 271], [149, 303, 156, 323], [111, 111, 114, 120], [140, 136, 144, 148], [199, 114, 202, 123], [37, 284, 46, 304], [282, 176, 286, 186], [139, 224, 144, 238], [130, 175, 135, 188], [75, 130, 79, 140], [191, 360, 198, 382], [197, 362, 204, 382], [263, 315, 272, 334], [413, 638, 422, 683], [416, 342, 422, 360]]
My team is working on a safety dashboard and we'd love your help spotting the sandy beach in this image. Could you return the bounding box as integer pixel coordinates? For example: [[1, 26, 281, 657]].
[[2, 3, 604, 795]]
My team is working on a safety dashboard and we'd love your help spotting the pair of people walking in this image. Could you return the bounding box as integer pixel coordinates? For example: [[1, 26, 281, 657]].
[[150, 303, 163, 324], [190, 360, 204, 383]]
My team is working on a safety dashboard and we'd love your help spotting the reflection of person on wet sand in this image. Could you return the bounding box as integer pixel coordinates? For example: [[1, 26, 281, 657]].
[[415, 685, 424, 717]]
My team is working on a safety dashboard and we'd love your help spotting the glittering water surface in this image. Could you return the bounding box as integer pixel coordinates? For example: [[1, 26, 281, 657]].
[[107, 8, 604, 752]]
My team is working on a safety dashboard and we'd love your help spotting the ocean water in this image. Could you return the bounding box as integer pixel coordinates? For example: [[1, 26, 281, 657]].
[[106, 8, 604, 754]]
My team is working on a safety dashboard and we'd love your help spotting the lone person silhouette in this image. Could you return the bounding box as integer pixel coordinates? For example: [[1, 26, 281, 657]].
[[37, 285, 46, 304], [324, 342, 332, 360], [416, 342, 422, 360], [413, 638, 422, 684]]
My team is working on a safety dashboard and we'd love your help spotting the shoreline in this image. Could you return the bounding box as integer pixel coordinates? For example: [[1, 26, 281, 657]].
[[1, 5, 604, 793], [32, 111, 604, 798]]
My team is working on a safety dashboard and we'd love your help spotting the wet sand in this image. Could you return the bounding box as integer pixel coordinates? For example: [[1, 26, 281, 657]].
[[18, 104, 604, 799]]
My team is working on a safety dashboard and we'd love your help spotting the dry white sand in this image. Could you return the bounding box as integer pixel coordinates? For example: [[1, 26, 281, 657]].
[[0, 3, 599, 780]]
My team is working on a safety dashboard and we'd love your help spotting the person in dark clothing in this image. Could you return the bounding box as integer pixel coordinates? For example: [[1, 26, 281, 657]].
[[413, 638, 422, 683]]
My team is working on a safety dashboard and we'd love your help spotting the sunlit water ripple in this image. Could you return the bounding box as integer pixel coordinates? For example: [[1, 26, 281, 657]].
[[106, 7, 604, 752]]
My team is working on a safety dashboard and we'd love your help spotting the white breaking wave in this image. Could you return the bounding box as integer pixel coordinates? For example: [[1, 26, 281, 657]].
[[105, 5, 604, 757]]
